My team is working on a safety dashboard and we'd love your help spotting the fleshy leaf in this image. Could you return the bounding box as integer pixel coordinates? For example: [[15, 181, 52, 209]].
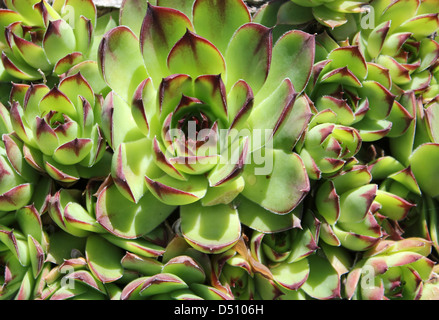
[[180, 201, 241, 254], [338, 184, 377, 224], [271, 259, 309, 291], [162, 255, 206, 285], [98, 26, 148, 102], [112, 138, 158, 203], [192, 0, 250, 54], [145, 174, 208, 206], [140, 3, 193, 87], [119, 0, 149, 36], [121, 273, 187, 300], [301, 253, 341, 300], [256, 30, 315, 99], [86, 235, 124, 283], [43, 19, 76, 65], [96, 183, 176, 239], [237, 195, 302, 233], [409, 143, 439, 198], [52, 138, 93, 165], [242, 148, 309, 214], [225, 23, 272, 93], [167, 30, 226, 79]]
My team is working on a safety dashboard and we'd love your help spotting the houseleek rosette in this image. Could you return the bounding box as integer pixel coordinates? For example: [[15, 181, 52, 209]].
[[252, 0, 369, 34], [121, 236, 234, 300], [96, 0, 315, 254], [42, 179, 173, 299], [315, 164, 417, 251], [345, 237, 435, 300], [0, 102, 40, 213], [353, 0, 439, 95], [8, 72, 109, 184], [41, 177, 233, 300], [297, 35, 413, 179], [39, 227, 170, 300], [248, 211, 350, 300], [0, 204, 51, 300], [0, 0, 103, 82]]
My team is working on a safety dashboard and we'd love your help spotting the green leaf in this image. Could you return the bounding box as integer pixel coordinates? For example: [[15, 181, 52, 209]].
[[121, 274, 188, 300], [53, 138, 93, 165], [11, 35, 51, 72], [140, 3, 193, 87], [301, 253, 341, 299], [162, 255, 206, 285], [328, 46, 367, 82], [15, 205, 42, 244], [101, 92, 145, 151], [64, 0, 97, 28], [194, 74, 228, 124], [101, 233, 165, 258], [27, 235, 44, 278], [202, 176, 244, 206], [58, 72, 95, 108], [112, 138, 158, 203], [315, 181, 340, 225], [277, 1, 314, 25], [119, 0, 149, 36], [256, 30, 315, 99], [145, 174, 208, 206], [86, 235, 124, 283], [0, 9, 22, 44], [237, 195, 301, 233], [312, 6, 347, 28], [180, 201, 241, 254], [121, 252, 163, 276], [43, 19, 76, 65], [366, 21, 390, 59], [409, 143, 439, 197], [338, 184, 377, 224], [249, 78, 297, 140], [359, 80, 395, 120], [39, 86, 77, 120], [271, 259, 309, 291], [192, 0, 250, 54], [271, 95, 312, 151], [375, 190, 415, 221], [10, 0, 44, 26], [96, 183, 176, 239], [98, 26, 148, 102], [167, 30, 226, 79], [396, 14, 439, 40], [63, 201, 105, 233], [242, 148, 309, 214], [157, 0, 194, 19]]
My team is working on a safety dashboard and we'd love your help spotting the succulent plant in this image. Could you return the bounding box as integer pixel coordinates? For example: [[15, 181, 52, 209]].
[[96, 0, 315, 254], [0, 0, 117, 85], [353, 0, 439, 95], [0, 102, 40, 213], [252, 0, 369, 43], [316, 163, 419, 251], [344, 237, 435, 300], [248, 211, 350, 300], [0, 0, 439, 302], [121, 236, 234, 300], [8, 72, 111, 184], [0, 203, 51, 300], [296, 34, 415, 180]]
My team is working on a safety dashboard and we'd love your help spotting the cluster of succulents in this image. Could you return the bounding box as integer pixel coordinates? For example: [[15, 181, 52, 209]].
[[0, 0, 438, 301]]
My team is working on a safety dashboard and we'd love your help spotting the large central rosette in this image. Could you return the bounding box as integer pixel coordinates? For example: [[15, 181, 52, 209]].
[[96, 0, 315, 254]]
